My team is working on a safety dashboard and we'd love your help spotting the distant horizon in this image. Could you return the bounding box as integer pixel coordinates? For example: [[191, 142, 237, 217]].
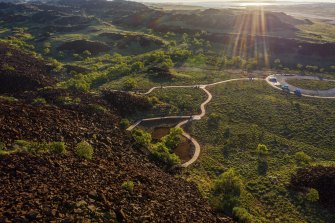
[[131, 0, 335, 3]]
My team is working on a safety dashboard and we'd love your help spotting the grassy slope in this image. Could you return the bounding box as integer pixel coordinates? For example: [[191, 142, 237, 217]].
[[183, 81, 335, 222], [297, 22, 335, 43]]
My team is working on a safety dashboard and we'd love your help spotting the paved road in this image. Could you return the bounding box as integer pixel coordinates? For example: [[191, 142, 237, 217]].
[[125, 75, 335, 168], [266, 75, 335, 99]]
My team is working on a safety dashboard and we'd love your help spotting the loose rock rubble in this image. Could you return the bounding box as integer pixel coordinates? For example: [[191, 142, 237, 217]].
[[0, 99, 233, 222]]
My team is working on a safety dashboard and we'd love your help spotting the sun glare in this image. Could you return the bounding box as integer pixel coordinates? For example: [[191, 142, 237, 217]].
[[229, 5, 270, 67]]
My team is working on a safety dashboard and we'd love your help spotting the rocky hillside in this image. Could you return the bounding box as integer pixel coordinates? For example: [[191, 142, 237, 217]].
[[0, 43, 233, 222], [0, 42, 56, 95], [290, 166, 335, 211]]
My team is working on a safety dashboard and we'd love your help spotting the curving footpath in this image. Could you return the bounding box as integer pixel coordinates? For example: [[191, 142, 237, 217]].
[[126, 78, 262, 167], [126, 75, 335, 168]]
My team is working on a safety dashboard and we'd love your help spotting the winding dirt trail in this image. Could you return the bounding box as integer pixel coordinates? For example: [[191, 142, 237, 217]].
[[126, 75, 335, 167]]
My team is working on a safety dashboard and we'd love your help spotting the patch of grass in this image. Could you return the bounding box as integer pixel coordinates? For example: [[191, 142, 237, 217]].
[[32, 97, 47, 105], [14, 140, 67, 154], [0, 95, 18, 102], [297, 22, 335, 43], [286, 79, 335, 90], [56, 96, 81, 105]]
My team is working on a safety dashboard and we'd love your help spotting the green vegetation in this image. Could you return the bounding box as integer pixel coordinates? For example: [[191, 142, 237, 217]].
[[210, 168, 243, 215], [75, 141, 94, 160], [56, 96, 81, 105], [121, 180, 135, 192], [120, 119, 130, 129], [2, 63, 15, 71], [185, 81, 335, 222], [32, 97, 47, 105], [286, 79, 335, 90], [1, 1, 335, 222], [0, 96, 18, 102], [132, 128, 183, 166], [232, 207, 253, 223], [294, 151, 312, 167], [306, 188, 319, 203], [297, 22, 335, 43], [14, 140, 66, 154]]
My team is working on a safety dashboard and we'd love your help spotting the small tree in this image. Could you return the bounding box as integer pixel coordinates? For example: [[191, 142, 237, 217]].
[[210, 168, 243, 215], [306, 188, 319, 202], [161, 127, 184, 150], [256, 144, 269, 156]]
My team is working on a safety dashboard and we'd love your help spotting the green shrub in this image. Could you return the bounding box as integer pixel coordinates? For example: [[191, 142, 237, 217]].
[[306, 188, 319, 202], [256, 144, 269, 156], [294, 151, 312, 166], [88, 104, 108, 114], [75, 141, 94, 159], [57, 96, 81, 105], [121, 180, 134, 192], [161, 127, 184, 150], [120, 119, 130, 129], [132, 129, 152, 148], [233, 207, 253, 223], [49, 142, 66, 154], [151, 142, 181, 166]]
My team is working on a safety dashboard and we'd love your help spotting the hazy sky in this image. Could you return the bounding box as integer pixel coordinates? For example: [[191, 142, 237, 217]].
[[135, 0, 335, 2]]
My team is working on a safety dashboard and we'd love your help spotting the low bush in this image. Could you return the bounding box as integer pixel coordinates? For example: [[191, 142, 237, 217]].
[[294, 151, 312, 166], [132, 129, 152, 148], [49, 142, 66, 154], [32, 97, 47, 105], [151, 142, 181, 166], [121, 180, 134, 192], [306, 188, 319, 203], [75, 141, 94, 159], [120, 118, 130, 129], [233, 207, 253, 223]]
